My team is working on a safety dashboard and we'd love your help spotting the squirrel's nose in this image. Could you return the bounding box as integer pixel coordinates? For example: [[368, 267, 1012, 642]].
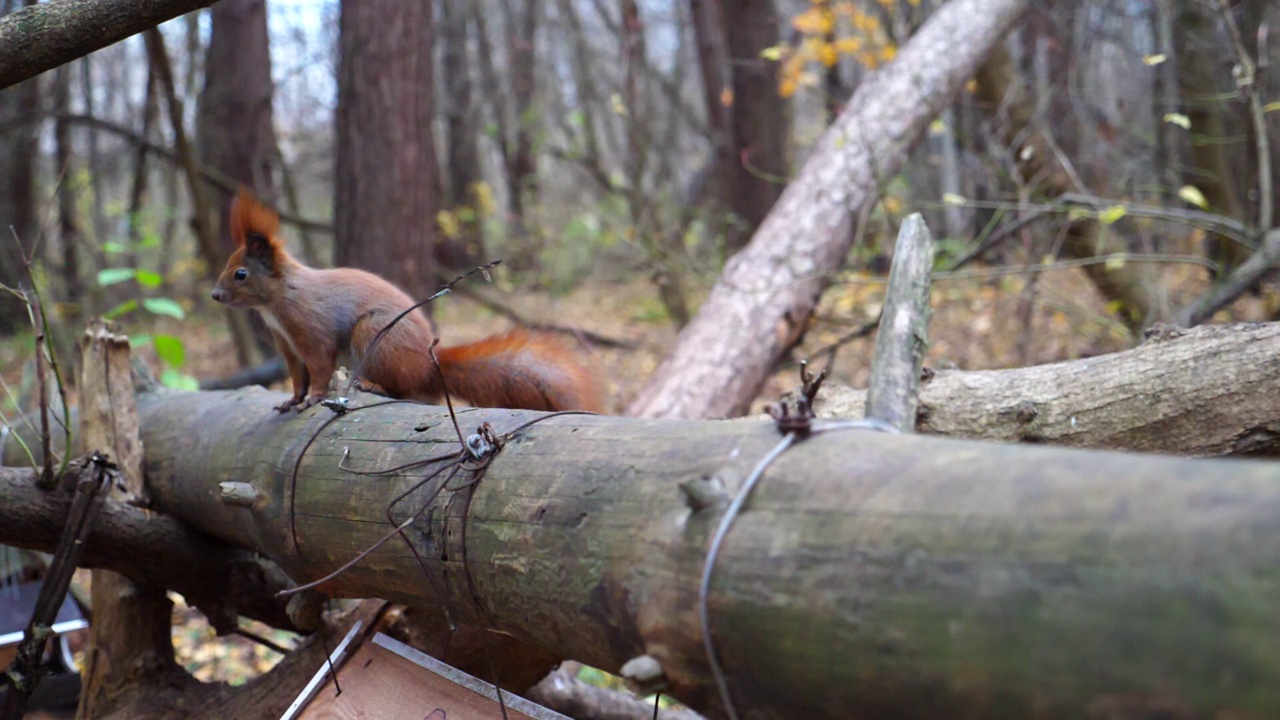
[[211, 288, 225, 303]]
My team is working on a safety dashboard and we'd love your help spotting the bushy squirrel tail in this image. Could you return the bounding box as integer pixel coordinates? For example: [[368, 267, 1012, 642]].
[[434, 328, 605, 413]]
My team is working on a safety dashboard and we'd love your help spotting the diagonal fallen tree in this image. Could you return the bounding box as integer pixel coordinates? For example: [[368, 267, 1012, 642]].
[[6, 383, 1278, 719]]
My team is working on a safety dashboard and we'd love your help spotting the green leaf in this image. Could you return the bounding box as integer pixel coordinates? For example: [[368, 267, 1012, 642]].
[[103, 241, 127, 254], [103, 299, 138, 319], [135, 269, 164, 288], [130, 334, 153, 348], [139, 231, 161, 249], [97, 268, 136, 286], [142, 298, 185, 319], [160, 369, 199, 391], [153, 334, 185, 367]]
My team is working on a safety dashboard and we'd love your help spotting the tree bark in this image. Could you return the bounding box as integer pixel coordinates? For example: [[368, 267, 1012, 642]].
[[439, 0, 484, 268], [0, 0, 217, 91], [816, 322, 1280, 457], [0, 464, 297, 631], [334, 0, 440, 301], [629, 0, 1030, 419], [197, 0, 277, 222], [720, 0, 787, 252], [75, 321, 177, 720], [0, 0, 38, 335], [12, 384, 1264, 719], [196, 0, 279, 362]]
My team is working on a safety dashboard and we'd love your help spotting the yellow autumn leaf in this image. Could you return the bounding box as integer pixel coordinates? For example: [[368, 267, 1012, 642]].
[[1097, 205, 1127, 225], [779, 76, 798, 98], [791, 7, 832, 35], [817, 42, 839, 68], [1263, 100, 1280, 114], [1104, 255, 1127, 271], [760, 44, 784, 61], [1143, 53, 1167, 66], [436, 209, 459, 239], [834, 37, 861, 54], [471, 181, 497, 216], [1177, 185, 1209, 209], [610, 93, 627, 116], [942, 193, 967, 205], [1163, 112, 1191, 130]]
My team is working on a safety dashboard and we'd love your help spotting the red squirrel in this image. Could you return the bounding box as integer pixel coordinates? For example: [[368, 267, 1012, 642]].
[[211, 190, 604, 414]]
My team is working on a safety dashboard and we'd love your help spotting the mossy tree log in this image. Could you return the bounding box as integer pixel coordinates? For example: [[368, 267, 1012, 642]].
[[63, 386, 1280, 720]]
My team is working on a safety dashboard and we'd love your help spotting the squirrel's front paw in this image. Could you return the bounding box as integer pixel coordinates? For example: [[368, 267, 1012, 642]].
[[274, 396, 304, 413], [294, 394, 327, 412]]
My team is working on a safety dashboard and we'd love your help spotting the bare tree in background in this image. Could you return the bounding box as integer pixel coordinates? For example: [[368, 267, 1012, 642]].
[[0, 0, 38, 335], [721, 0, 788, 252], [335, 0, 440, 301], [499, 0, 541, 254], [197, 0, 278, 222], [439, 0, 484, 269]]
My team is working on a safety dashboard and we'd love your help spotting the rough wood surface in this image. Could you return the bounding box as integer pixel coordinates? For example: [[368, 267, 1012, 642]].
[[865, 213, 933, 431], [98, 386, 1280, 719], [628, 0, 1028, 419], [0, 0, 217, 91], [0, 465, 295, 631], [76, 321, 178, 720], [817, 322, 1280, 456]]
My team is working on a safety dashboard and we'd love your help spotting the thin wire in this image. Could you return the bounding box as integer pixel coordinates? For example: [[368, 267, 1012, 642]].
[[697, 432, 797, 720]]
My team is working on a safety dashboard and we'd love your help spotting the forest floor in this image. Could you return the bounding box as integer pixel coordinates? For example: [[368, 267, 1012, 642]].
[[2, 257, 1277, 692]]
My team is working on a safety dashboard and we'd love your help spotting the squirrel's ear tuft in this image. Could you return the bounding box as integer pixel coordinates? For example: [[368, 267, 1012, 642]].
[[229, 188, 280, 248]]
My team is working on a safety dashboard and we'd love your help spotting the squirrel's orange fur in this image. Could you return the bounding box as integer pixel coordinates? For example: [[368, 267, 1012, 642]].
[[211, 190, 604, 414]]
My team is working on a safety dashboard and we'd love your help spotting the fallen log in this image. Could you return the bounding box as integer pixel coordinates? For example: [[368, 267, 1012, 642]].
[[43, 385, 1280, 720], [816, 322, 1280, 456]]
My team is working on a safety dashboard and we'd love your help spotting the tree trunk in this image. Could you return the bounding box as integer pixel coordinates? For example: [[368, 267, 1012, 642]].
[[629, 0, 1030, 419], [196, 0, 279, 362], [75, 321, 178, 720], [1174, 0, 1253, 276], [52, 384, 1280, 720], [0, 0, 38, 335], [439, 0, 484, 269], [197, 0, 278, 222], [335, 0, 440, 302], [720, 0, 787, 252]]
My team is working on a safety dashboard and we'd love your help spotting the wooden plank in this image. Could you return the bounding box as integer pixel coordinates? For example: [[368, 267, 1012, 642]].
[[298, 633, 568, 720]]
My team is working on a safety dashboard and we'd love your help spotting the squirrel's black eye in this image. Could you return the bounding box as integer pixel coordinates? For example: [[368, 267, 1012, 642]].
[[234, 268, 248, 281]]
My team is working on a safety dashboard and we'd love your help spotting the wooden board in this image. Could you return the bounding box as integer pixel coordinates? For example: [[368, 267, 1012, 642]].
[[296, 633, 568, 720]]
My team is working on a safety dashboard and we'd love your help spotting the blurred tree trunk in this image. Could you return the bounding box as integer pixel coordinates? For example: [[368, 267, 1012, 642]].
[[335, 0, 440, 301], [721, 0, 787, 252], [53, 66, 84, 325], [0, 0, 38, 335], [197, 0, 277, 226], [197, 0, 278, 364], [975, 44, 1164, 334], [439, 0, 484, 269], [1174, 0, 1253, 276], [499, 0, 540, 262], [688, 0, 731, 217]]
